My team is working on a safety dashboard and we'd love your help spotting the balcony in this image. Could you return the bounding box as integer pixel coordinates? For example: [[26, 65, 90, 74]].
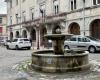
[[45, 12, 67, 24], [22, 12, 67, 27]]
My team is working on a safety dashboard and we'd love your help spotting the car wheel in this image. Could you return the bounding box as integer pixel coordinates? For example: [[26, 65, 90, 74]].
[[88, 46, 96, 53], [64, 45, 70, 49], [6, 45, 9, 49], [16, 45, 19, 50]]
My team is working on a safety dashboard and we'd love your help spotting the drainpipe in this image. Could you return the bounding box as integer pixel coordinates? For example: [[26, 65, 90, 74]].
[[83, 0, 85, 36], [19, 0, 22, 38], [37, 26, 40, 49]]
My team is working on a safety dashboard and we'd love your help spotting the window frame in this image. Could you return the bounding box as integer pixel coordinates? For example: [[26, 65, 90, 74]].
[[39, 4, 46, 18], [93, 0, 100, 5], [30, 7, 34, 20], [70, 0, 77, 11], [22, 11, 26, 22], [16, 0, 18, 5], [0, 17, 2, 24], [53, 0, 59, 15]]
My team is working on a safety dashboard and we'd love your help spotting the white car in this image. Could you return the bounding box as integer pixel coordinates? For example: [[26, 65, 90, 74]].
[[64, 35, 100, 53], [0, 36, 8, 46], [6, 38, 31, 50]]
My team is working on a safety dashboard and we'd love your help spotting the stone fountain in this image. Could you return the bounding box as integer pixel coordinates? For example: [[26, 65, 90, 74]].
[[31, 28, 90, 73]]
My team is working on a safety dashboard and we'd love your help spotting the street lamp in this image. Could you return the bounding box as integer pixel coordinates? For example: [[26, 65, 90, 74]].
[[16, 14, 21, 38], [19, 0, 22, 38], [16, 15, 21, 38]]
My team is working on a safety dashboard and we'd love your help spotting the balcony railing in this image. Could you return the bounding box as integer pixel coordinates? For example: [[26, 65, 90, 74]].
[[7, 12, 67, 28]]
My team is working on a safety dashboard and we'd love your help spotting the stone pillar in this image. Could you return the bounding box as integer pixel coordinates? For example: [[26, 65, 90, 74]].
[[36, 26, 40, 50], [53, 39, 64, 55]]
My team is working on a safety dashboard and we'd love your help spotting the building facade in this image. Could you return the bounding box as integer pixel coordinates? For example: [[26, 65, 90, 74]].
[[5, 0, 100, 49], [0, 14, 7, 36]]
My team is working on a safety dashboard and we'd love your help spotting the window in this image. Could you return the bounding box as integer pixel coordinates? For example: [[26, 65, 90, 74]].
[[78, 38, 81, 42], [86, 36, 98, 41], [77, 37, 90, 42], [74, 0, 76, 9], [71, 1, 73, 10], [10, 0, 12, 8], [70, 0, 76, 10], [93, 0, 96, 5], [0, 17, 2, 24], [53, 0, 59, 14], [82, 38, 90, 42], [13, 39, 18, 42], [70, 37, 77, 41], [93, 0, 100, 5], [10, 16, 12, 25], [30, 8, 34, 20], [98, 0, 100, 4], [40, 4, 46, 18], [16, 0, 18, 5], [23, 39, 29, 41], [15, 14, 18, 24], [22, 11, 26, 22]]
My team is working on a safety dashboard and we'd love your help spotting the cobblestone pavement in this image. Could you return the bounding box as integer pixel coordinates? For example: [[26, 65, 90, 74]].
[[0, 46, 32, 80], [0, 46, 100, 80]]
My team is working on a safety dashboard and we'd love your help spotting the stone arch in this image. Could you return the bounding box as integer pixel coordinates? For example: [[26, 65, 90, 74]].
[[22, 30, 27, 38], [15, 31, 19, 38], [68, 22, 80, 35], [30, 28, 36, 41], [90, 19, 100, 39], [10, 32, 13, 41]]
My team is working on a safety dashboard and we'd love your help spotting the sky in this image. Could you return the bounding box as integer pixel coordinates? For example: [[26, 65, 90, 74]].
[[0, 0, 7, 14]]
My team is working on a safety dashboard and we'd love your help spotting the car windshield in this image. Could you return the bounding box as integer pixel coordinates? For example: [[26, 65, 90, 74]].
[[20, 39, 29, 41], [23, 39, 29, 41], [86, 36, 98, 41]]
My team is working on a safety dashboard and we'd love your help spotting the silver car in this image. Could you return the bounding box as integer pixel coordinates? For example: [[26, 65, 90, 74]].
[[64, 35, 100, 53]]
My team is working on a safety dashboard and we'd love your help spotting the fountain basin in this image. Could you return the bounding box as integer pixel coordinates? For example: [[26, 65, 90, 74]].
[[31, 49, 90, 73], [44, 34, 72, 40]]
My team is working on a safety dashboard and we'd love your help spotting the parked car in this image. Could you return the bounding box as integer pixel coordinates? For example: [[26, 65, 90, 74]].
[[4, 40, 11, 46], [0, 36, 8, 46], [6, 38, 31, 50], [64, 35, 100, 53]]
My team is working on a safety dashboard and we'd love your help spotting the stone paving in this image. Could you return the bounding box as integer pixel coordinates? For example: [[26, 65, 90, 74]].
[[0, 46, 31, 80], [0, 46, 100, 80]]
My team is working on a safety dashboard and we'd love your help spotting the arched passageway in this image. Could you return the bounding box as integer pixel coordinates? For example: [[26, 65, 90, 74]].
[[15, 31, 19, 38], [22, 30, 27, 38], [90, 19, 100, 39], [10, 32, 13, 41], [68, 23, 80, 35], [30, 28, 36, 41]]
